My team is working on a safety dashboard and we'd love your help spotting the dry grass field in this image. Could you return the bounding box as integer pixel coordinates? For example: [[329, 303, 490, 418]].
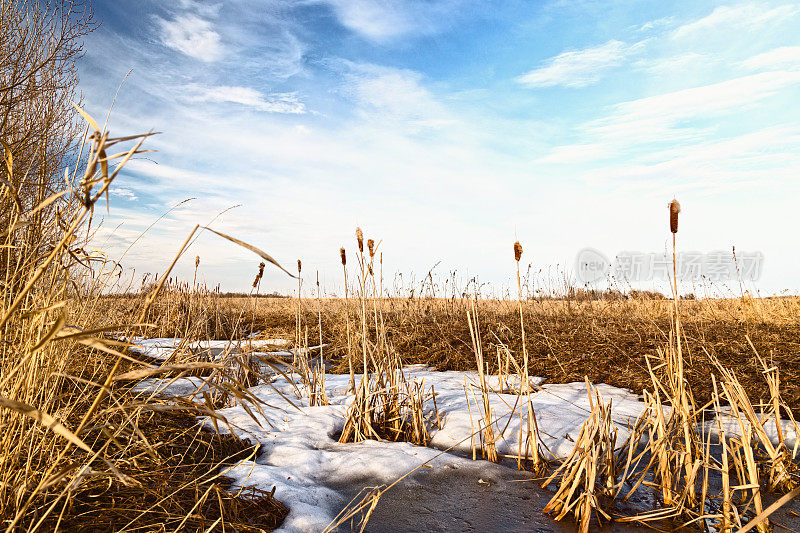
[[101, 291, 800, 412]]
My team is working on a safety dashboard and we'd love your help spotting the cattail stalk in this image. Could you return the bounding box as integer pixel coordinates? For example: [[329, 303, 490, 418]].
[[341, 247, 355, 393], [252, 262, 264, 289], [514, 241, 542, 472], [668, 198, 697, 506], [356, 228, 369, 419], [250, 261, 265, 328], [295, 259, 302, 365], [668, 199, 684, 398], [193, 255, 200, 288], [316, 270, 323, 361]]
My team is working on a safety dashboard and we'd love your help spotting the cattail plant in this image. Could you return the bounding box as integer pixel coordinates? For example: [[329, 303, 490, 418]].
[[668, 199, 682, 361], [355, 228, 368, 374], [341, 247, 355, 393], [513, 241, 543, 473], [339, 230, 430, 446], [340, 227, 372, 442], [316, 270, 323, 360], [244, 261, 265, 335], [295, 259, 302, 364], [669, 198, 680, 234], [252, 262, 265, 289], [193, 255, 200, 287], [711, 351, 797, 494]]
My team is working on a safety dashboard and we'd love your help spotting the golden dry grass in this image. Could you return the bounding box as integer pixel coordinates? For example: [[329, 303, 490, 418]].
[[105, 292, 800, 411], [1, 104, 286, 530]]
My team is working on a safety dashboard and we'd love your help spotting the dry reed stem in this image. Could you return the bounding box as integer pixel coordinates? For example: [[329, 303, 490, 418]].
[[467, 301, 498, 462], [542, 382, 616, 532]]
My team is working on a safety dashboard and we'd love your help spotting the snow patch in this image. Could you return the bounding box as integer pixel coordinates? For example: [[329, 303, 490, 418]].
[[189, 366, 648, 532]]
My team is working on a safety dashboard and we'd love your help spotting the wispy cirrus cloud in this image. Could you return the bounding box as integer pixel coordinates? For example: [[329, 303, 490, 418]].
[[309, 0, 467, 42], [537, 69, 800, 164], [517, 40, 643, 88], [587, 70, 800, 143], [672, 3, 799, 40], [185, 85, 307, 114], [634, 52, 711, 76], [341, 63, 454, 131], [634, 16, 675, 33], [742, 46, 800, 70], [110, 187, 138, 200], [576, 126, 800, 195], [156, 14, 224, 61]]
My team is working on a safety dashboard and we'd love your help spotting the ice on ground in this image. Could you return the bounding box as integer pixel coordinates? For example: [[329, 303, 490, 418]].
[[412, 367, 645, 460], [173, 365, 650, 532], [127, 336, 319, 361], [704, 407, 799, 453], [128, 342, 800, 532], [131, 376, 210, 398]]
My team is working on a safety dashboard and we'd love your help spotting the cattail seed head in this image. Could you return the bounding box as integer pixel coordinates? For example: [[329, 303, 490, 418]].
[[252, 262, 265, 288], [669, 199, 681, 233], [367, 238, 375, 258], [195, 255, 200, 268], [356, 227, 364, 253], [514, 241, 523, 262], [340, 247, 346, 266], [297, 259, 302, 274]]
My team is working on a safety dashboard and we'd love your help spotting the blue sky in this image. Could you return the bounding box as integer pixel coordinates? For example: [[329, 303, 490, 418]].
[[79, 0, 800, 295]]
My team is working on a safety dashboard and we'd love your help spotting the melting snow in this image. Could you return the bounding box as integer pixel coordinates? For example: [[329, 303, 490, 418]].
[[131, 339, 799, 532], [128, 337, 319, 361], [135, 356, 649, 532]]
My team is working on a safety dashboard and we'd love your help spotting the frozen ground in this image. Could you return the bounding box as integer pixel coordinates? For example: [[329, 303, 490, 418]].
[[219, 370, 648, 532], [134, 353, 650, 531], [128, 336, 294, 361], [131, 338, 800, 533]]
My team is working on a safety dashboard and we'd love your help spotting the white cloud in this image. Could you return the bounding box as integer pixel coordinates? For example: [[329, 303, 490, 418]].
[[343, 64, 454, 130], [576, 126, 800, 195], [110, 187, 138, 200], [186, 85, 307, 114], [311, 0, 463, 42], [157, 14, 223, 61], [537, 70, 800, 165], [672, 3, 799, 40], [635, 52, 710, 76], [586, 70, 800, 143], [176, 0, 222, 18], [635, 16, 675, 33], [742, 46, 800, 70], [517, 40, 640, 88], [124, 160, 232, 196]]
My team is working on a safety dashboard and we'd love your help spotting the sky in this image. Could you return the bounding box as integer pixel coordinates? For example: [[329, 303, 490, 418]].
[[78, 0, 800, 297]]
